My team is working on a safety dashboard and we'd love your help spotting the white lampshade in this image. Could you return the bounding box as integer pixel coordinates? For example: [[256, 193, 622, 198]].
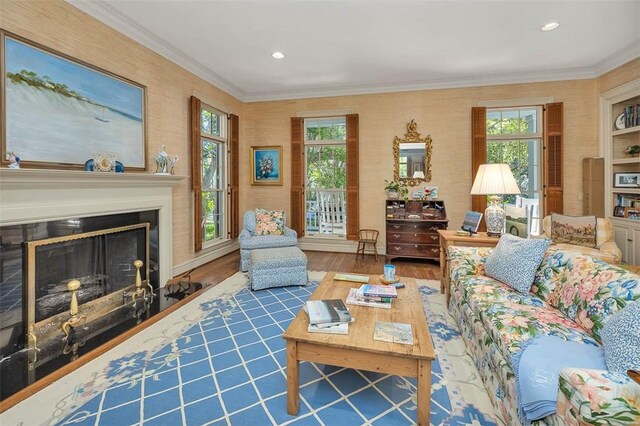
[[470, 164, 521, 195], [413, 170, 425, 179]]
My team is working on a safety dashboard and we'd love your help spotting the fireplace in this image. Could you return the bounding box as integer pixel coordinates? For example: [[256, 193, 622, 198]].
[[0, 169, 183, 404], [25, 222, 151, 349]]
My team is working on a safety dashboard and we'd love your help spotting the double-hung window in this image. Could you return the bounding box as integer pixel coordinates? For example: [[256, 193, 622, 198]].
[[486, 106, 542, 235], [199, 104, 227, 247], [304, 117, 347, 237]]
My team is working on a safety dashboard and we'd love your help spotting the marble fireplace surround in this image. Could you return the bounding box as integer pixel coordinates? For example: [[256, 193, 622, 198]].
[[0, 169, 184, 288]]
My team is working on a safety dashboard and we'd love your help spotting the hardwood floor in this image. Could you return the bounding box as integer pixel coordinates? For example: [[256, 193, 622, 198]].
[[188, 250, 442, 285]]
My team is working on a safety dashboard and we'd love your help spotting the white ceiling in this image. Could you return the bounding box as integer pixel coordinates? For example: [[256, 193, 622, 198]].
[[68, 0, 640, 102]]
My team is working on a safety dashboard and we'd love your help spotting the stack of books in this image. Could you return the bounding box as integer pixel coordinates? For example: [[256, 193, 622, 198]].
[[346, 284, 398, 309], [305, 299, 353, 334]]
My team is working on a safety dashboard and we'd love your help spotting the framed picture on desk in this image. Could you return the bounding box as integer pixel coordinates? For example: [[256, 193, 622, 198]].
[[461, 211, 483, 234]]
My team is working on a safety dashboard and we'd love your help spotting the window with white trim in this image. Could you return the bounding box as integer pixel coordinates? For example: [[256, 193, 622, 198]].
[[486, 106, 542, 236], [200, 105, 227, 245]]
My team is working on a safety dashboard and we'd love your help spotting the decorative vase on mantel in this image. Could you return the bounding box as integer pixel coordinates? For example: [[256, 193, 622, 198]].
[[387, 190, 399, 200]]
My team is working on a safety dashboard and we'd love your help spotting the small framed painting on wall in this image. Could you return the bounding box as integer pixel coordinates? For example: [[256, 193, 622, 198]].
[[613, 172, 640, 188], [251, 146, 282, 185]]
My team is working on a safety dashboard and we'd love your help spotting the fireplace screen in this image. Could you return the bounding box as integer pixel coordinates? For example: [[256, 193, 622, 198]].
[[26, 223, 150, 344]]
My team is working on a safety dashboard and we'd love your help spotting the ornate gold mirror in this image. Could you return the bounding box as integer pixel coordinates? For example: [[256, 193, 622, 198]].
[[393, 120, 432, 186]]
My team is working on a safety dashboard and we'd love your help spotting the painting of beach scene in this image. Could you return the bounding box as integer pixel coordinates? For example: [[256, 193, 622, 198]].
[[2, 33, 145, 169]]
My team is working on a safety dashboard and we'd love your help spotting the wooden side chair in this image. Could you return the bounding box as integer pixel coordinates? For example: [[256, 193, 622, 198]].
[[356, 229, 379, 260]]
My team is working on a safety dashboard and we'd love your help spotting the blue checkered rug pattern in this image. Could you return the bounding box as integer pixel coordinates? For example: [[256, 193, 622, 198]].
[[22, 272, 499, 425]]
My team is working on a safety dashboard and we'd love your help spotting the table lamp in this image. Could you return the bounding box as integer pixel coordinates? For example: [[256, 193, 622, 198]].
[[470, 163, 521, 236], [413, 171, 425, 179]]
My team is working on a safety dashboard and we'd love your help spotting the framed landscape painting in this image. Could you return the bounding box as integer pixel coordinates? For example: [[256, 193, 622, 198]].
[[250, 146, 282, 185], [1, 31, 146, 170]]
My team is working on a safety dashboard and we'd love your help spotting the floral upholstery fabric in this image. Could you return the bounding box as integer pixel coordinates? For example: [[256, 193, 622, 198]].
[[455, 274, 599, 365], [448, 246, 640, 425], [238, 210, 297, 272], [532, 249, 640, 342], [557, 368, 640, 425], [254, 208, 285, 236]]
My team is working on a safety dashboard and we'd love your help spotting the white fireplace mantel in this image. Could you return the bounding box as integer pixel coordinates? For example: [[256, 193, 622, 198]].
[[0, 169, 185, 287]]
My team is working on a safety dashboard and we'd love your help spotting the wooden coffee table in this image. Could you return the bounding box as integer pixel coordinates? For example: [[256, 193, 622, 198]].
[[282, 272, 435, 425]]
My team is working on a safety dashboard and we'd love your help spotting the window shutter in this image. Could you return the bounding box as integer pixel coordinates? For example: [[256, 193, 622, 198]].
[[544, 102, 563, 215], [229, 114, 240, 239], [471, 107, 487, 231], [290, 117, 305, 237], [190, 96, 203, 252], [346, 114, 359, 240]]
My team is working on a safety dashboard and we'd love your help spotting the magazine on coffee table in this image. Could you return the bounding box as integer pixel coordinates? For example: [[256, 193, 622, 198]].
[[373, 321, 414, 345], [333, 273, 370, 283], [305, 299, 352, 326]]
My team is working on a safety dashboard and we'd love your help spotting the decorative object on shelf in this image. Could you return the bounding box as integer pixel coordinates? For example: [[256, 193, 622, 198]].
[[92, 153, 116, 172], [84, 158, 124, 173], [6, 151, 20, 169], [154, 145, 178, 175], [613, 206, 626, 217], [1, 31, 146, 170], [384, 179, 409, 201], [250, 146, 282, 185], [169, 156, 179, 175], [470, 163, 521, 237], [426, 186, 438, 199], [623, 145, 640, 157], [624, 207, 640, 220], [393, 119, 433, 186], [615, 112, 626, 130], [613, 172, 640, 188]]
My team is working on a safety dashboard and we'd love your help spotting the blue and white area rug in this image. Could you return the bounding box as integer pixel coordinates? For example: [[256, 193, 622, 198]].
[[2, 272, 499, 425]]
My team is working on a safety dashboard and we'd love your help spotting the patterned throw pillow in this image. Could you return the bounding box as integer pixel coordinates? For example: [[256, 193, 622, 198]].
[[601, 300, 640, 372], [551, 213, 597, 248], [254, 209, 285, 236], [485, 234, 551, 294]]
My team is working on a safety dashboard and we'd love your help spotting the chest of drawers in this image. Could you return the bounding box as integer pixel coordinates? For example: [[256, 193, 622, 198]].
[[385, 200, 448, 261]]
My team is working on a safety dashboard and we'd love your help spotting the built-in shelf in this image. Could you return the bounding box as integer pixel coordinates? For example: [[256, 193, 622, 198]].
[[612, 126, 640, 137], [612, 158, 640, 165], [602, 79, 640, 265], [610, 216, 640, 225], [612, 188, 640, 194]]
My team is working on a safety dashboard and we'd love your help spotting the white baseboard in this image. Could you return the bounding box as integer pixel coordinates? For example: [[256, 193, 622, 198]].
[[298, 236, 385, 255], [172, 240, 240, 279]]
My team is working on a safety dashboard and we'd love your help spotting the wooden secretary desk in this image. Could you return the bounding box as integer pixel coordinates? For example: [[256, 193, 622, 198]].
[[385, 199, 448, 261]]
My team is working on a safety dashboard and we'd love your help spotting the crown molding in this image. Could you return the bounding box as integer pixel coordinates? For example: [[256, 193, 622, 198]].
[[592, 40, 640, 77], [244, 68, 597, 102], [65, 0, 640, 104], [65, 0, 246, 101]]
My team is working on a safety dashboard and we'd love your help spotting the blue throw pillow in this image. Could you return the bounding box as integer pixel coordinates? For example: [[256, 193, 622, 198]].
[[485, 234, 551, 294], [601, 300, 640, 372]]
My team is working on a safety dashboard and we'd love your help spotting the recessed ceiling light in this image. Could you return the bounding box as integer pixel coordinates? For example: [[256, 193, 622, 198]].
[[540, 22, 560, 32], [272, 51, 285, 59]]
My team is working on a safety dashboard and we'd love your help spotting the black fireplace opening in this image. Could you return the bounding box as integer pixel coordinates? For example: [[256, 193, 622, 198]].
[[0, 210, 159, 400]]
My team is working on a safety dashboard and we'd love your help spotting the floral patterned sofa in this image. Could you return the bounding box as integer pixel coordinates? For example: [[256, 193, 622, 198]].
[[448, 246, 640, 425]]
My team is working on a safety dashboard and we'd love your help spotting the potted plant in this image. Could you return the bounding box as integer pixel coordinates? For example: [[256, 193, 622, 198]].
[[624, 145, 640, 157], [384, 179, 409, 200]]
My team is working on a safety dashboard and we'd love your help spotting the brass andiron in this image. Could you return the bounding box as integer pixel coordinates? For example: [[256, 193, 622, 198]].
[[129, 259, 154, 307], [61, 279, 87, 338]]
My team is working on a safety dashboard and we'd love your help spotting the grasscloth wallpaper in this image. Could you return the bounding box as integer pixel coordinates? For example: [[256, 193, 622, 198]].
[[1, 0, 638, 270]]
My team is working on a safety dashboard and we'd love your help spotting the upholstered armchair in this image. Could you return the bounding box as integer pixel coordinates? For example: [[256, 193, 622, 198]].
[[238, 210, 298, 272], [541, 216, 622, 264]]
